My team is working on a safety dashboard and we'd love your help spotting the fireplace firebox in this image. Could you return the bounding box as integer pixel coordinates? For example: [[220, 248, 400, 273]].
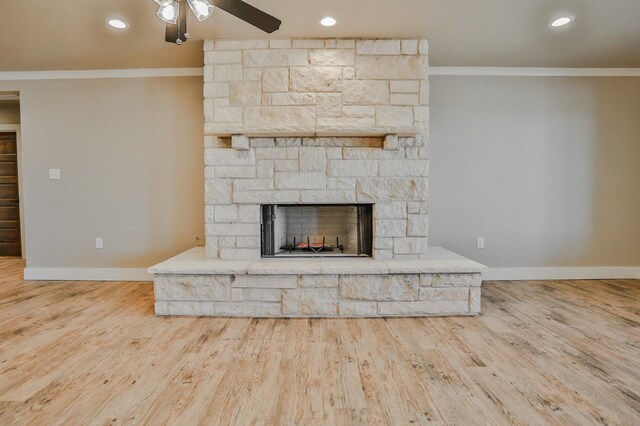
[[261, 204, 373, 257]]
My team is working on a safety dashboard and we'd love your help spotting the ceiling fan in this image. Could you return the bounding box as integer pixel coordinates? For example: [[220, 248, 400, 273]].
[[153, 0, 281, 45]]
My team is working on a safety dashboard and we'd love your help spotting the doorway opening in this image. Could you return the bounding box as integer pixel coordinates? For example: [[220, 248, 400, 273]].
[[0, 92, 23, 257]]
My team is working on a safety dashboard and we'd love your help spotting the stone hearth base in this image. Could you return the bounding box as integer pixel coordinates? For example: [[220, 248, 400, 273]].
[[149, 247, 486, 317]]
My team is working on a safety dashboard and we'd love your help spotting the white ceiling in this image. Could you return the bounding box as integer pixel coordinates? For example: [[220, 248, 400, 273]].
[[1, 0, 639, 71]]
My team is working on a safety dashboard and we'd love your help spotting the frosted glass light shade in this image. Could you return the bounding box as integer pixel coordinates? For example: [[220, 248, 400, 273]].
[[157, 1, 179, 24], [154, 0, 173, 7], [187, 0, 214, 21]]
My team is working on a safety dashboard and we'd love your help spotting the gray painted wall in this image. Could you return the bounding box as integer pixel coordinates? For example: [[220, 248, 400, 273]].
[[0, 77, 204, 268], [429, 76, 640, 267], [1, 74, 638, 271]]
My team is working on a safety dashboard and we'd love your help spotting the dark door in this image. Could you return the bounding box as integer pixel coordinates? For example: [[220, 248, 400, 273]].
[[0, 133, 21, 256]]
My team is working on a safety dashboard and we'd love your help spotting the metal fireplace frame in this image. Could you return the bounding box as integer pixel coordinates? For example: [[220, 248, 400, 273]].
[[260, 203, 373, 258]]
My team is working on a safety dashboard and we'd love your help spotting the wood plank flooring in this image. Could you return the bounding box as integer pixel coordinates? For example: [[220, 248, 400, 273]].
[[0, 256, 638, 425]]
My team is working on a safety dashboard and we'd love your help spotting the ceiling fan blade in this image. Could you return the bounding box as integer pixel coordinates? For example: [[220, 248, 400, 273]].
[[166, 0, 189, 44], [211, 0, 281, 33]]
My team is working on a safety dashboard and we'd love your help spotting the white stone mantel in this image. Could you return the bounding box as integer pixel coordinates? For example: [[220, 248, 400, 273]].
[[208, 128, 419, 139]]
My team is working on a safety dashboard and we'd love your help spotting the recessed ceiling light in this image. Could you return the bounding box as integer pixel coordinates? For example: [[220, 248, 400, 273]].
[[549, 16, 573, 28], [107, 18, 128, 29], [320, 16, 337, 27]]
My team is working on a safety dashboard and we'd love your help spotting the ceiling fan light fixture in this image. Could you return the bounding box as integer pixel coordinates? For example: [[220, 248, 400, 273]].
[[187, 0, 215, 22], [157, 1, 179, 24], [154, 0, 281, 44]]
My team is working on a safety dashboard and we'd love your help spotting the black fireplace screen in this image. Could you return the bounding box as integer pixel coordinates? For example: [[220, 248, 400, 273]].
[[261, 204, 373, 257]]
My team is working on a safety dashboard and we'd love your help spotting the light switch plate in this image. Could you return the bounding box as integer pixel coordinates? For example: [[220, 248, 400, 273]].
[[95, 238, 103, 249], [49, 169, 61, 180]]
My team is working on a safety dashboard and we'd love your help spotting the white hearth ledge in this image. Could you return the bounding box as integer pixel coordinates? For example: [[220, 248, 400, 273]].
[[148, 247, 487, 276]]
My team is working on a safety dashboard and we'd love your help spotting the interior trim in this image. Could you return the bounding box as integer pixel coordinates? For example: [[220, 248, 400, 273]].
[[0, 68, 203, 81], [24, 267, 154, 281], [483, 266, 640, 281], [431, 67, 640, 77]]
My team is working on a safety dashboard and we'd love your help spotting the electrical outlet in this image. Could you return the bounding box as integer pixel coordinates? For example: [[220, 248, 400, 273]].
[[476, 237, 485, 249], [95, 237, 103, 249], [49, 168, 61, 180]]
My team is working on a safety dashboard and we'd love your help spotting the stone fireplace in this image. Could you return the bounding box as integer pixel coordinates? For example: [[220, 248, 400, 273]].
[[149, 38, 486, 317]]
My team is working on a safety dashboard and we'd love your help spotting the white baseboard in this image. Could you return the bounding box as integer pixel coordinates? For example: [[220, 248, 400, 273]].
[[430, 67, 640, 77], [483, 267, 640, 281], [23, 268, 153, 281], [0, 67, 203, 81]]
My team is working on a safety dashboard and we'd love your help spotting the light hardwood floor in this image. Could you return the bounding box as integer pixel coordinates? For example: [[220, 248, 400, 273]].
[[0, 257, 638, 425]]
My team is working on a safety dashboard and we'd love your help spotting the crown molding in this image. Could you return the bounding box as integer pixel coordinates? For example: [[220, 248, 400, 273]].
[[0, 67, 203, 81], [431, 67, 640, 77]]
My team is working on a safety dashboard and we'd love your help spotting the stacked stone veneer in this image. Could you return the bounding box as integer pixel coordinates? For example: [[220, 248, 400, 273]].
[[205, 136, 428, 260], [154, 272, 481, 317], [203, 38, 428, 136], [203, 38, 430, 261]]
